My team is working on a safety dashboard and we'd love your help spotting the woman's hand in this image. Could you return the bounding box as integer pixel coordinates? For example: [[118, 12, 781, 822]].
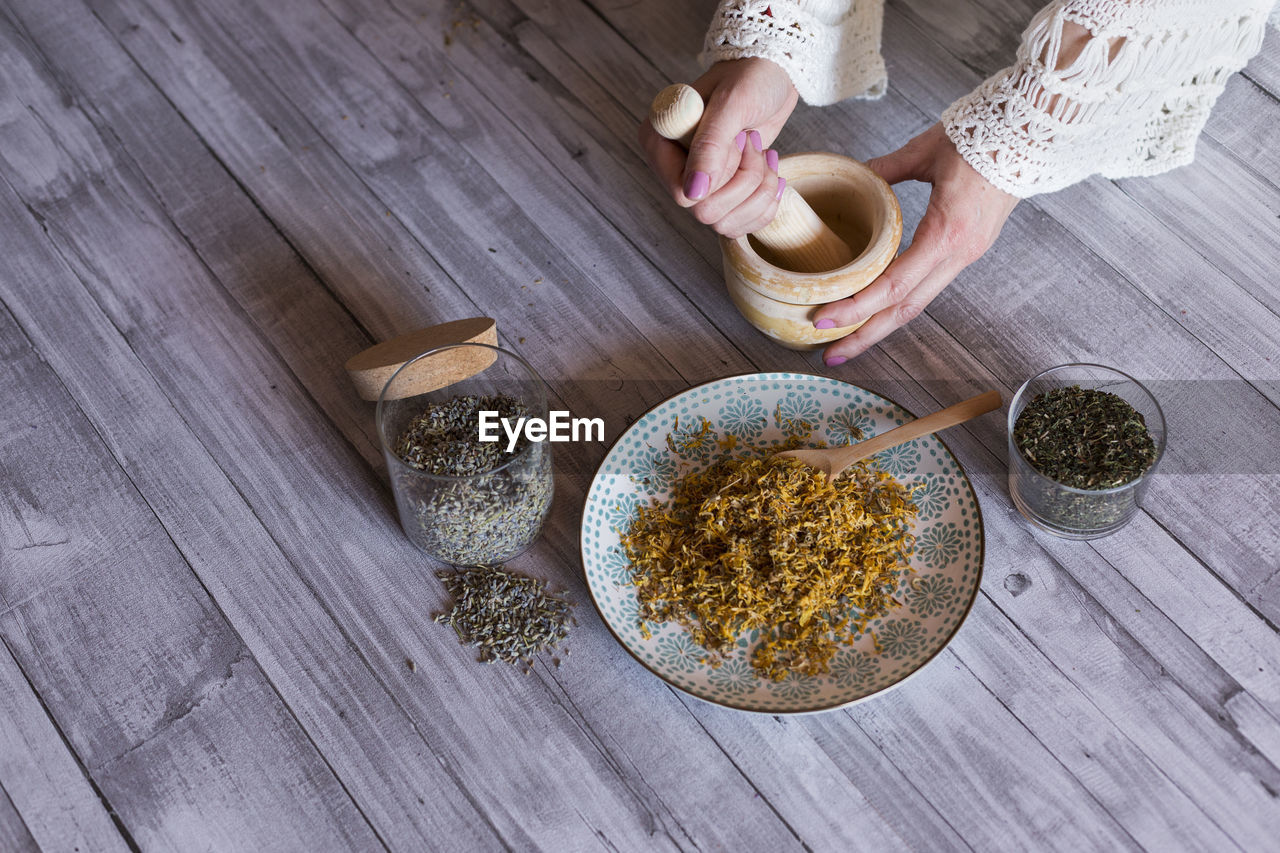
[[814, 123, 1019, 366], [638, 58, 798, 238]]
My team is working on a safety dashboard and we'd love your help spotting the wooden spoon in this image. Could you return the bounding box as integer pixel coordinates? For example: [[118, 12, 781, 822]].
[[776, 390, 1002, 479], [649, 83, 856, 274]]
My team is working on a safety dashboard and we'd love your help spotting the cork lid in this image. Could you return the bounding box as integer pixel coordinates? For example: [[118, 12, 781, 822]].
[[345, 317, 498, 401]]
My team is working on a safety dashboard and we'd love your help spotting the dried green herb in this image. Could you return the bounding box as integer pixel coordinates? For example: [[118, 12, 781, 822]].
[[1013, 385, 1156, 489], [393, 394, 553, 565], [433, 565, 574, 668]]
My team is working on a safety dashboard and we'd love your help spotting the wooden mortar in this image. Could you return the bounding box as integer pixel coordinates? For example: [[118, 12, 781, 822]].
[[722, 153, 902, 350]]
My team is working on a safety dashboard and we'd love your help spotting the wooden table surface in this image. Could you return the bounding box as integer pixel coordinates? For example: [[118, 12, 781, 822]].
[[2, 0, 1279, 850]]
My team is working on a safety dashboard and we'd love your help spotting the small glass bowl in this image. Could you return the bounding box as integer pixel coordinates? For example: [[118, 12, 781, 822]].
[[1008, 363, 1166, 540], [376, 343, 553, 564]]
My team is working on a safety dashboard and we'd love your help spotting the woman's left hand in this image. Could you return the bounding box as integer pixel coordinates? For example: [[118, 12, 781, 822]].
[[812, 123, 1019, 366]]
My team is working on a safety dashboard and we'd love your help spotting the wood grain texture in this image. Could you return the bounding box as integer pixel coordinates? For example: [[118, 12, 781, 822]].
[[1, 0, 1278, 849], [1243, 25, 1280, 96], [0, 3, 500, 848], [0, 638, 129, 853], [0, 784, 39, 853], [0, 268, 382, 850]]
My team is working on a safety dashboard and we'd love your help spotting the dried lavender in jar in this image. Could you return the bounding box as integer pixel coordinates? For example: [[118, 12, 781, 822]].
[[392, 394, 552, 565]]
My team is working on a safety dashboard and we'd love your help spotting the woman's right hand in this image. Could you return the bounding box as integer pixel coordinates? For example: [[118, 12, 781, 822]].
[[638, 58, 799, 239]]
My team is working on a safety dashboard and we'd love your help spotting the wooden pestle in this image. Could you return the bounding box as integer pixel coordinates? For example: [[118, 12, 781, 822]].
[[649, 83, 857, 274]]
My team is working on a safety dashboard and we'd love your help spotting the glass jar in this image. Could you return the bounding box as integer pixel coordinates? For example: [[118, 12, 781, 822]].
[[376, 343, 553, 564], [1008, 363, 1166, 539]]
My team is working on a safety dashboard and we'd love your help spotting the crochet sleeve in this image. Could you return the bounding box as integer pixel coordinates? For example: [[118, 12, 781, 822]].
[[700, 0, 888, 105], [943, 1, 1275, 198]]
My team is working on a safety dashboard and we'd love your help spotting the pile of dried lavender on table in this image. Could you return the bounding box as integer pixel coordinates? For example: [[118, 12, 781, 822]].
[[433, 565, 573, 668]]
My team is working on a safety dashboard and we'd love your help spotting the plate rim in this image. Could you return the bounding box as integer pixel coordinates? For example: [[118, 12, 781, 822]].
[[579, 371, 986, 715]]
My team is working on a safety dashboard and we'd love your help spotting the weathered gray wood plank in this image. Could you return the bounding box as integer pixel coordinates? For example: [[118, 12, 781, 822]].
[[0, 266, 383, 849], [1112, 142, 1280, 314], [667, 697, 959, 853], [0, 635, 129, 853], [1243, 25, 1280, 96], [1208, 74, 1280, 193], [0, 783, 39, 853]]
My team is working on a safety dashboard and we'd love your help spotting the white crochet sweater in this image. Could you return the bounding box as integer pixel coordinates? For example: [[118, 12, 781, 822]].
[[701, 0, 1277, 197]]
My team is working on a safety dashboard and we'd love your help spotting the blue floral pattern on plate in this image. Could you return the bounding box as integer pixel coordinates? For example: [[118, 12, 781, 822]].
[[632, 446, 678, 494], [606, 493, 643, 535], [601, 544, 633, 586], [915, 525, 965, 570], [874, 441, 923, 479], [906, 574, 957, 618], [719, 397, 767, 442], [775, 395, 822, 436], [877, 619, 928, 660], [909, 473, 947, 521], [706, 658, 756, 696], [667, 416, 717, 463], [580, 373, 984, 714], [826, 404, 875, 446], [775, 671, 820, 702], [655, 632, 707, 673], [831, 648, 879, 690]]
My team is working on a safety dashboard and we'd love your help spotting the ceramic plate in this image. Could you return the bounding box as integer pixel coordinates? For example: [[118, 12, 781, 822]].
[[580, 373, 984, 713]]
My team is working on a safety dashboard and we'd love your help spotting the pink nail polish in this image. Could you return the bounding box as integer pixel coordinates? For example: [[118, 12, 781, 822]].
[[749, 130, 763, 152], [734, 131, 747, 152], [775, 177, 786, 200], [766, 149, 778, 172], [814, 318, 836, 329], [685, 170, 710, 200], [825, 356, 848, 367]]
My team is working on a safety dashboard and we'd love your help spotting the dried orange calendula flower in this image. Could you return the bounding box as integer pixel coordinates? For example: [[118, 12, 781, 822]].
[[621, 455, 917, 681]]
